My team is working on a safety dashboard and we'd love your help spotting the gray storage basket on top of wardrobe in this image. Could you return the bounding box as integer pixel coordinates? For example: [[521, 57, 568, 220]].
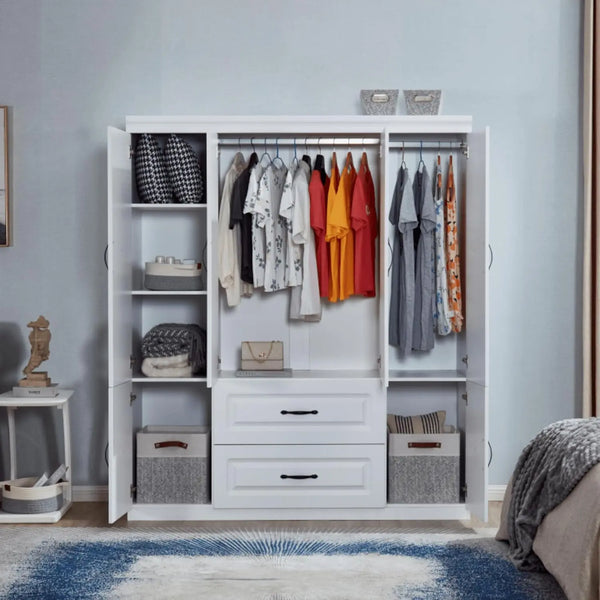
[[134, 133, 204, 204]]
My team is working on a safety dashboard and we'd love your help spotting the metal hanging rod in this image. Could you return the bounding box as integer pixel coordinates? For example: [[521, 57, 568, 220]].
[[218, 137, 381, 147], [388, 141, 466, 148], [389, 140, 469, 158]]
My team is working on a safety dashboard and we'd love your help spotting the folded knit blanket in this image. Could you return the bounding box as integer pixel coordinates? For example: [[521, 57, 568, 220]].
[[141, 354, 192, 378], [141, 323, 206, 374], [507, 417, 600, 570]]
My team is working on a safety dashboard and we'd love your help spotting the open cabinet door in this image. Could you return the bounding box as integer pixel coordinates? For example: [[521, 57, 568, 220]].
[[107, 126, 133, 387], [379, 131, 389, 386], [108, 381, 133, 523], [206, 132, 219, 387], [464, 127, 489, 522], [465, 381, 489, 521], [464, 128, 489, 388]]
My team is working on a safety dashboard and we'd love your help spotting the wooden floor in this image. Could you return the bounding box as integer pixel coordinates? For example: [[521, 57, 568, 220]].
[[36, 501, 503, 530]]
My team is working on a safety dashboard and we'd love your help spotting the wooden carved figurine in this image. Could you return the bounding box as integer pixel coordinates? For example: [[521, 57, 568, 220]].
[[19, 315, 52, 387]]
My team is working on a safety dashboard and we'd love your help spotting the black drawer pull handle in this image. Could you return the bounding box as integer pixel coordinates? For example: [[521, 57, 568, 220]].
[[280, 410, 318, 415], [280, 474, 318, 480]]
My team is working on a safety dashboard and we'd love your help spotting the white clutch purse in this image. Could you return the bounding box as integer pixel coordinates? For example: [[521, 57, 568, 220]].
[[241, 341, 283, 371]]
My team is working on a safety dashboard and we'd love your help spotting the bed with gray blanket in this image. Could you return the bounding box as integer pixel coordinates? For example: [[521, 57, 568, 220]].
[[496, 418, 600, 600]]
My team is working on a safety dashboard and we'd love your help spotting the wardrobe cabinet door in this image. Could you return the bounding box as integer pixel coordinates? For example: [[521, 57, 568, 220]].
[[108, 381, 134, 524], [465, 128, 489, 388], [379, 131, 390, 386], [107, 126, 133, 388], [465, 380, 488, 522]]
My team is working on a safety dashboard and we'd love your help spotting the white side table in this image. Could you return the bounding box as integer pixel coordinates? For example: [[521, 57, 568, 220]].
[[0, 389, 73, 523]]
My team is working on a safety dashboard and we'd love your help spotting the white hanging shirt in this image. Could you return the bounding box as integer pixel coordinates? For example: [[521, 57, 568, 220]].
[[218, 152, 246, 307], [279, 162, 303, 287], [243, 163, 266, 288], [290, 161, 321, 321]]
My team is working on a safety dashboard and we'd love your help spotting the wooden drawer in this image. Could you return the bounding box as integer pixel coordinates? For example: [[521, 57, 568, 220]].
[[212, 379, 385, 444], [212, 444, 386, 509]]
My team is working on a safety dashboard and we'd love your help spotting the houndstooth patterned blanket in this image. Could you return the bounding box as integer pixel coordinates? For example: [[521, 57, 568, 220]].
[[507, 417, 600, 570], [141, 323, 206, 374]]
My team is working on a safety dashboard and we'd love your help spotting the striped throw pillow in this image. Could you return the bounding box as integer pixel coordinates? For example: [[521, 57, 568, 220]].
[[387, 411, 446, 434]]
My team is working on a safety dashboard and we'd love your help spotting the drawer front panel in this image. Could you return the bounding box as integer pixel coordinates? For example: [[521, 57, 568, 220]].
[[213, 444, 386, 509], [213, 380, 385, 444]]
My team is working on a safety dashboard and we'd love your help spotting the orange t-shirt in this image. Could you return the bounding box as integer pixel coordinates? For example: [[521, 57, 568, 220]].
[[351, 153, 378, 297], [325, 153, 341, 302], [338, 153, 357, 300], [309, 168, 330, 298]]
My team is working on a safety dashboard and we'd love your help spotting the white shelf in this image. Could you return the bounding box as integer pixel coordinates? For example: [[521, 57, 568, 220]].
[[0, 389, 73, 407], [0, 500, 73, 524], [219, 369, 380, 381], [131, 290, 206, 296], [388, 370, 467, 382], [127, 502, 470, 522], [132, 374, 207, 383], [131, 203, 206, 210]]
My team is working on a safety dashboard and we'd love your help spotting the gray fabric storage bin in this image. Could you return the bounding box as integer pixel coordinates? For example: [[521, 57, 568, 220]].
[[388, 433, 460, 504], [136, 426, 210, 504], [1, 477, 64, 514]]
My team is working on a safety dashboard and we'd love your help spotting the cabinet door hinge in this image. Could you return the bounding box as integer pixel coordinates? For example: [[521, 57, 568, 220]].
[[462, 393, 468, 406], [460, 142, 469, 159], [129, 145, 134, 159], [462, 355, 468, 368], [462, 484, 468, 498], [130, 355, 135, 371], [129, 393, 137, 406], [130, 484, 136, 499]]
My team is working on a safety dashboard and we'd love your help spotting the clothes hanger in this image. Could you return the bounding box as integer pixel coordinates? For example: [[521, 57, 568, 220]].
[[291, 138, 300, 168], [360, 138, 369, 172], [437, 141, 442, 187], [417, 140, 425, 172], [259, 137, 273, 167], [271, 138, 286, 169], [401, 142, 407, 169]]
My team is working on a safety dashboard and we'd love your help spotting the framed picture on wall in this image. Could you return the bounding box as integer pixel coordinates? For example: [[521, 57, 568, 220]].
[[0, 106, 8, 247]]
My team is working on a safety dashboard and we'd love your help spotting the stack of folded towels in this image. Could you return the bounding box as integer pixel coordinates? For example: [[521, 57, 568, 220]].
[[141, 323, 206, 378]]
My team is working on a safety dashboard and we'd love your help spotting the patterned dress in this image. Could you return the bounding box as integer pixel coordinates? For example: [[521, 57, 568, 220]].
[[433, 157, 452, 335], [257, 162, 288, 292], [445, 155, 463, 332]]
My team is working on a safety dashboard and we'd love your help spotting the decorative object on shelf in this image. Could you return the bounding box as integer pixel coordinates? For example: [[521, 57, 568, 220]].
[[141, 323, 206, 377], [241, 341, 284, 371], [0, 106, 8, 247], [17, 316, 54, 389], [164, 134, 204, 204], [144, 256, 203, 291], [403, 90, 442, 115], [135, 133, 173, 204], [360, 89, 398, 115]]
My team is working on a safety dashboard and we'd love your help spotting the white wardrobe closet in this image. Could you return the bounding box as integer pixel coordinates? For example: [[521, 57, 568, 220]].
[[107, 116, 489, 524]]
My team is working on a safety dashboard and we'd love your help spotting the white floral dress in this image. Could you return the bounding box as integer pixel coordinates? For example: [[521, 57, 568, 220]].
[[255, 162, 288, 292]]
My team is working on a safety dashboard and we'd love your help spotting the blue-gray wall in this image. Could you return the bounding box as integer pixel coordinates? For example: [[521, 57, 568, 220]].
[[0, 0, 582, 486]]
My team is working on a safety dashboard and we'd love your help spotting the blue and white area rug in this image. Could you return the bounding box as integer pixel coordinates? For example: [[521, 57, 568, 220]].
[[0, 527, 565, 599]]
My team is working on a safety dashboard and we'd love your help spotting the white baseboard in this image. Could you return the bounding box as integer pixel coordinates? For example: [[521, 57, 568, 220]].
[[72, 485, 508, 504], [487, 484, 507, 502], [72, 485, 107, 502]]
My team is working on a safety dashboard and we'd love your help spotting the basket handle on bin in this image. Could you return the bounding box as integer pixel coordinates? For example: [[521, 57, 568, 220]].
[[408, 442, 441, 449], [154, 441, 189, 449]]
